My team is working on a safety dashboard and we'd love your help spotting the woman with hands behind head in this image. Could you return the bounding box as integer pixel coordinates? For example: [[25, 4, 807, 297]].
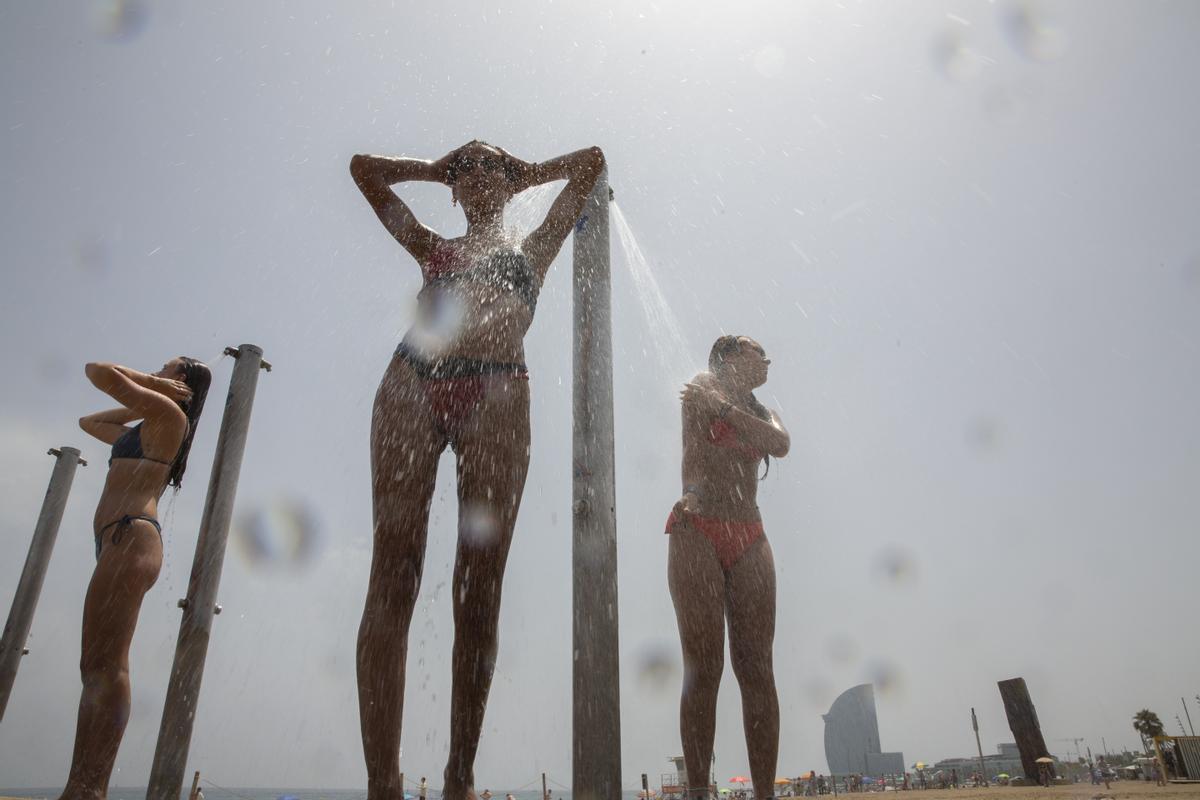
[[59, 356, 211, 800], [350, 140, 604, 800], [667, 335, 790, 800]]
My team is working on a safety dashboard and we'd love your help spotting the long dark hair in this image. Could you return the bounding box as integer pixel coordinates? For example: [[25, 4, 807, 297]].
[[169, 357, 211, 489], [708, 335, 772, 479]]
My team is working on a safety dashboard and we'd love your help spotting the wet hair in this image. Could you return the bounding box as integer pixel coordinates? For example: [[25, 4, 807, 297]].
[[168, 357, 211, 489], [445, 140, 521, 186], [707, 334, 773, 480]]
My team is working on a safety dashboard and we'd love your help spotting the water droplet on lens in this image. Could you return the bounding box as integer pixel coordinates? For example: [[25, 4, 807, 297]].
[[233, 496, 322, 569], [635, 641, 677, 692], [825, 634, 859, 665], [874, 545, 916, 585], [965, 416, 1002, 454], [92, 0, 149, 42], [1000, 3, 1067, 62], [931, 32, 983, 82], [867, 660, 903, 696]]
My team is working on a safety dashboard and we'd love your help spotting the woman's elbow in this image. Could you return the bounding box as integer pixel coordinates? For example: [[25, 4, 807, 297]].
[[349, 154, 368, 181], [770, 436, 791, 459], [586, 146, 606, 175]]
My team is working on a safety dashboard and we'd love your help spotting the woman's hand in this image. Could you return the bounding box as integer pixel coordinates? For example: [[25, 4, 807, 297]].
[[681, 381, 730, 417], [155, 376, 193, 403], [493, 145, 537, 193], [668, 491, 700, 535]]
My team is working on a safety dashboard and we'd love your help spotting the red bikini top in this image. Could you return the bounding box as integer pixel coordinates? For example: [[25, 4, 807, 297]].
[[708, 418, 765, 462]]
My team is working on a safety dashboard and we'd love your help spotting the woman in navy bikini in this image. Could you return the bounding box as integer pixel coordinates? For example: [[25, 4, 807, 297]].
[[350, 140, 604, 800], [667, 335, 790, 800], [60, 357, 210, 800]]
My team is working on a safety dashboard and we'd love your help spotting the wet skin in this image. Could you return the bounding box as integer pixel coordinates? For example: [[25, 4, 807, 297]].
[[668, 338, 790, 800], [61, 359, 192, 800], [350, 141, 604, 800]]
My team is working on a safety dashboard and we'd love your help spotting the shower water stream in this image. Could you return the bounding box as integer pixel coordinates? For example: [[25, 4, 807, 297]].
[[507, 186, 697, 384]]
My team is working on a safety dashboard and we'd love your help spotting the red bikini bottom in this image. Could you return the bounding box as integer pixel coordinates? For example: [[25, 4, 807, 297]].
[[394, 342, 529, 447], [665, 509, 765, 572]]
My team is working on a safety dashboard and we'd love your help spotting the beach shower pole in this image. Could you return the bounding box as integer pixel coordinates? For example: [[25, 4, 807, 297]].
[[0, 446, 86, 722], [147, 344, 269, 800], [572, 168, 621, 800], [972, 707, 987, 784]]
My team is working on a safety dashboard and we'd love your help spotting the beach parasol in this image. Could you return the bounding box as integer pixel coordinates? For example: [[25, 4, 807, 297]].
[[996, 773, 1009, 779], [1035, 757, 1054, 764], [774, 779, 792, 785], [719, 790, 732, 795], [729, 777, 750, 784], [638, 791, 658, 798]]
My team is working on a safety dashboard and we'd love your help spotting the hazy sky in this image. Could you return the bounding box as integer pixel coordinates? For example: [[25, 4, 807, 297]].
[[2, 0, 1199, 791]]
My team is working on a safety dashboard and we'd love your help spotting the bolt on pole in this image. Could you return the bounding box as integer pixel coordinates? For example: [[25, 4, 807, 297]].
[[0, 446, 86, 722], [146, 345, 269, 800], [572, 168, 621, 800]]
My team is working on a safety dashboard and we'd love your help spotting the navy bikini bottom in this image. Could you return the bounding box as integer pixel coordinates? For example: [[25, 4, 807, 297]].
[[95, 514, 162, 561]]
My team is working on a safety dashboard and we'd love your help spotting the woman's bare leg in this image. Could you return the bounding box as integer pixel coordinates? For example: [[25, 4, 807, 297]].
[[441, 376, 530, 800], [668, 529, 727, 800], [726, 537, 778, 800], [359, 360, 445, 800], [59, 522, 161, 800]]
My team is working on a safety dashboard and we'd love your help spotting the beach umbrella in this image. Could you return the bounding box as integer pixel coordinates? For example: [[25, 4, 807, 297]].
[[719, 790, 732, 795], [1035, 757, 1054, 764], [774, 779, 792, 785], [996, 773, 1009, 779], [729, 777, 750, 784]]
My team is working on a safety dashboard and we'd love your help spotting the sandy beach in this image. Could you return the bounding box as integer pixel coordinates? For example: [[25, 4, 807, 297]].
[[860, 785, 1200, 800]]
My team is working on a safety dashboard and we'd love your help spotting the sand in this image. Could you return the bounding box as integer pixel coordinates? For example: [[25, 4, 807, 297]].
[[873, 783, 1200, 800]]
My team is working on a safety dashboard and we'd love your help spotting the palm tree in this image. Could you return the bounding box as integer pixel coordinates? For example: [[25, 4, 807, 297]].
[[1133, 709, 1165, 752]]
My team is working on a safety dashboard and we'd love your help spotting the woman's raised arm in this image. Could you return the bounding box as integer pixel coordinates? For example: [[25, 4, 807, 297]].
[[79, 406, 140, 445], [84, 363, 187, 430], [350, 153, 448, 264], [517, 146, 605, 281]]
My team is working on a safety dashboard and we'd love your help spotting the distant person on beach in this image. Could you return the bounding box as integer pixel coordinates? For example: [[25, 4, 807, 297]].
[[420, 777, 428, 800], [350, 140, 605, 800], [57, 357, 211, 800], [666, 335, 790, 800]]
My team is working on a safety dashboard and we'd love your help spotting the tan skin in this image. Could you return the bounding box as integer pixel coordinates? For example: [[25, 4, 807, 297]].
[[59, 359, 191, 800], [350, 141, 604, 800], [668, 338, 790, 800]]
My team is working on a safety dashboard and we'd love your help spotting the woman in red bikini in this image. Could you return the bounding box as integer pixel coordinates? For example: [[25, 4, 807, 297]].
[[349, 140, 604, 800], [667, 335, 790, 800], [60, 356, 210, 800]]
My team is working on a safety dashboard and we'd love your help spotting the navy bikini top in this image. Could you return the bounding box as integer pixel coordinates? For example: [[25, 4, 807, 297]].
[[109, 423, 173, 468], [422, 249, 538, 313]]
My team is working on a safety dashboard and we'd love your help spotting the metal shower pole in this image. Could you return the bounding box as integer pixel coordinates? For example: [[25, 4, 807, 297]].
[[146, 344, 269, 800], [572, 168, 621, 800], [0, 446, 86, 722]]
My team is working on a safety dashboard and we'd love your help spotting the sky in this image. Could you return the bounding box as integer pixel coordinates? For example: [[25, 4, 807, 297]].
[[2, 0, 1199, 792]]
